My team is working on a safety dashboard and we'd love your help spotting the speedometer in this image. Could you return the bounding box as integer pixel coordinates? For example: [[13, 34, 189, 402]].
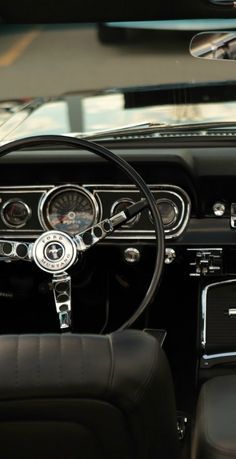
[[40, 185, 100, 236]]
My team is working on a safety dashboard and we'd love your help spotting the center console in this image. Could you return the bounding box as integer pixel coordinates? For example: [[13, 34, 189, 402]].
[[185, 247, 236, 373], [200, 279, 236, 369], [192, 267, 236, 459]]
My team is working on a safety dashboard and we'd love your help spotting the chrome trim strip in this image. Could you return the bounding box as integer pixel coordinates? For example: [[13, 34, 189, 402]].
[[0, 230, 42, 235], [106, 234, 176, 239], [203, 352, 236, 360], [0, 233, 159, 240], [0, 186, 53, 191], [0, 234, 41, 239], [188, 247, 223, 250], [84, 184, 186, 190], [201, 278, 236, 349], [106, 233, 178, 240]]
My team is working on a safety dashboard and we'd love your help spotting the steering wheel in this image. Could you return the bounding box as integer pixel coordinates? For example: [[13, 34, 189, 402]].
[[0, 135, 165, 332]]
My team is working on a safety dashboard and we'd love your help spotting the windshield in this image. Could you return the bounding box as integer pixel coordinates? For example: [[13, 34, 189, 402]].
[[1, 21, 236, 138]]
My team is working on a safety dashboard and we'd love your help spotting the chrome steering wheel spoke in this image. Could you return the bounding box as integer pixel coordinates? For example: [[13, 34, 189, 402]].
[[74, 198, 148, 252], [51, 272, 72, 330], [0, 239, 33, 262]]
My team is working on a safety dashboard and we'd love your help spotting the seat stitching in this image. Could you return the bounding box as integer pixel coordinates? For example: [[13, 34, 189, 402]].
[[38, 335, 41, 387], [80, 335, 84, 385], [59, 334, 62, 387], [15, 335, 19, 390], [133, 340, 158, 405], [106, 334, 115, 396]]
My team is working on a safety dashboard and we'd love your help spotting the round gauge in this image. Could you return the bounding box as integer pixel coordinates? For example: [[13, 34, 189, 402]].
[[1, 200, 31, 228], [111, 198, 140, 227], [41, 186, 100, 236], [149, 199, 178, 227]]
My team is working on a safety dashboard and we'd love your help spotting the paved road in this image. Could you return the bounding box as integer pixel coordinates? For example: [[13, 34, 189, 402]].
[[0, 24, 235, 99]]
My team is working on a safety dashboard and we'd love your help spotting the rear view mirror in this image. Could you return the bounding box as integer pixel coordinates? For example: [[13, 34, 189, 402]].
[[190, 32, 236, 61]]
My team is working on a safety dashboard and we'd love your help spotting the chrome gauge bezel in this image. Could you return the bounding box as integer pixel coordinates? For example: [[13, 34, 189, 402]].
[[148, 198, 179, 228], [1, 199, 32, 229], [39, 184, 101, 236], [110, 198, 141, 228]]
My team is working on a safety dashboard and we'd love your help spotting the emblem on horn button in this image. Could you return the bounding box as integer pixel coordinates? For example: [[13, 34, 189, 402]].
[[32, 231, 77, 274], [45, 242, 64, 261]]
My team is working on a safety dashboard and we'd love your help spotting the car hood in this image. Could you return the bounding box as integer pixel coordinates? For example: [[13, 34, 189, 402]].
[[1, 81, 236, 141]]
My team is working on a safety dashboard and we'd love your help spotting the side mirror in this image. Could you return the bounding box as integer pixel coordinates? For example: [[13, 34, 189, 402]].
[[190, 32, 236, 60]]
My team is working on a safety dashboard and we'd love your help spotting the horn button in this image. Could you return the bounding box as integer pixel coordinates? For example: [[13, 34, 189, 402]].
[[32, 231, 77, 273]]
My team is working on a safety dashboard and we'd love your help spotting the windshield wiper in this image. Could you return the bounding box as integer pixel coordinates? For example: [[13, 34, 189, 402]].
[[78, 121, 236, 141], [79, 122, 167, 140]]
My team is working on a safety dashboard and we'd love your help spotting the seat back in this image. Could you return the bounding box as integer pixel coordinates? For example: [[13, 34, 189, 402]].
[[0, 331, 179, 459]]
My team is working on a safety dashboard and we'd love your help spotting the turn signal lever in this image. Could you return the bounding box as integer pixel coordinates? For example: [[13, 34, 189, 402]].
[[124, 199, 147, 219]]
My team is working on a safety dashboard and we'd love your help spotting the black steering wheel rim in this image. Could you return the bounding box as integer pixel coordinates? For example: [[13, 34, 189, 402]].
[[0, 135, 165, 331]]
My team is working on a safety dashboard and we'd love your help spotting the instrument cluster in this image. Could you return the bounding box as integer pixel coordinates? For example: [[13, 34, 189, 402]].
[[0, 184, 191, 240]]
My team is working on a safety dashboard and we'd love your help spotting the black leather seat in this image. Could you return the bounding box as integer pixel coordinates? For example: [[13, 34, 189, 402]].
[[0, 330, 179, 459], [192, 375, 236, 459]]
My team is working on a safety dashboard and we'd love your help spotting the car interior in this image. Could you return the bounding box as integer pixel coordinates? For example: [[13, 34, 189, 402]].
[[1, 1, 236, 458]]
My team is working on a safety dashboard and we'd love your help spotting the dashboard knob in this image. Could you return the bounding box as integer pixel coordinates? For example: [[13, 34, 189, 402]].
[[165, 248, 176, 264], [213, 202, 225, 216], [124, 247, 140, 263]]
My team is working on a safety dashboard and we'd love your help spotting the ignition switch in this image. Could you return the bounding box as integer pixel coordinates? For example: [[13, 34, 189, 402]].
[[124, 248, 141, 263]]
